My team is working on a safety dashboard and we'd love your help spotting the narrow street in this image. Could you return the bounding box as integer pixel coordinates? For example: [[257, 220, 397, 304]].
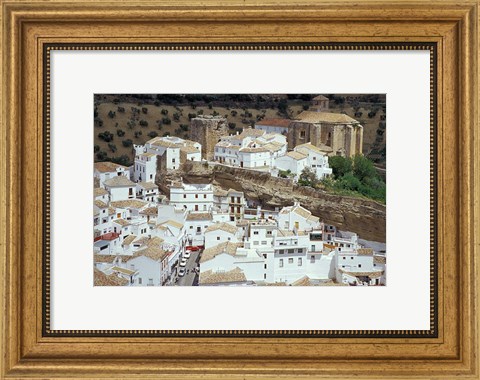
[[175, 250, 201, 286]]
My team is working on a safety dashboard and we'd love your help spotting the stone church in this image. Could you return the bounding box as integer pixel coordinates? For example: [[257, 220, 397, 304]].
[[287, 96, 364, 157]]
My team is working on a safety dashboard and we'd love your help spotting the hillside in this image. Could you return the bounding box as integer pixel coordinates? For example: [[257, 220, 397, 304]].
[[93, 94, 386, 166]]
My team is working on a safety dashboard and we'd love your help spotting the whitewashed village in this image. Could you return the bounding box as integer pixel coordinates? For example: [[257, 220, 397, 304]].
[[94, 95, 386, 287]]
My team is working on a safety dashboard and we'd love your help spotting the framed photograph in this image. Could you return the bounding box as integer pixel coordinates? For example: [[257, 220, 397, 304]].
[[1, 0, 478, 378]]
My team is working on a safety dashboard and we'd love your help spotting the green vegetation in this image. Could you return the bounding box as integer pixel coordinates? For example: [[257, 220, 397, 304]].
[[297, 167, 320, 187], [278, 169, 293, 179], [322, 155, 385, 203], [122, 139, 133, 147]]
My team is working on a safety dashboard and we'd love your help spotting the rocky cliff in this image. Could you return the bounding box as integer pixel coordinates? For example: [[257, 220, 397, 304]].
[[161, 162, 386, 243]]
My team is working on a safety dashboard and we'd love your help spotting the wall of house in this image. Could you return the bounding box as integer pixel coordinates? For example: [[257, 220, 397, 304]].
[[126, 256, 162, 286]]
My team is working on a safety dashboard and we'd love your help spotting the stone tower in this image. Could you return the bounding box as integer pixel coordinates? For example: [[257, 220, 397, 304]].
[[310, 95, 330, 112], [190, 115, 229, 160]]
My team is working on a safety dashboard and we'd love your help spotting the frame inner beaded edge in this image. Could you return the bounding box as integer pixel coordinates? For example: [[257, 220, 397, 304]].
[[42, 42, 437, 338]]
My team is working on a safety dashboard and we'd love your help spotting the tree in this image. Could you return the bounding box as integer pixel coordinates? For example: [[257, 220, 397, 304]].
[[98, 131, 114, 142], [94, 145, 100, 153], [122, 139, 133, 147], [352, 155, 377, 182], [108, 143, 117, 153], [297, 167, 319, 188], [112, 155, 131, 167], [116, 129, 125, 137], [147, 131, 158, 138], [108, 110, 116, 119], [96, 151, 107, 160], [328, 156, 352, 179]]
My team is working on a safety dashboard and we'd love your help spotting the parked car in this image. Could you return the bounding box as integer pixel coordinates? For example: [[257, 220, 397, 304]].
[[178, 267, 186, 277], [183, 251, 191, 259], [180, 258, 188, 267]]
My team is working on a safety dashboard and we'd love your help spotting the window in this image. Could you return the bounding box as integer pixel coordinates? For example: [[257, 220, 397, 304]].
[[117, 213, 121, 218], [204, 194, 207, 199], [253, 241, 259, 245], [279, 250, 284, 254], [253, 231, 259, 235], [343, 257, 346, 260], [264, 264, 267, 269], [311, 245, 315, 251], [279, 259, 284, 268], [267, 230, 273, 236], [172, 158, 176, 163], [358, 264, 362, 268], [261, 241, 267, 245], [148, 278, 153, 285], [298, 258, 302, 266], [310, 255, 315, 263], [183, 194, 186, 199], [288, 258, 293, 264], [189, 226, 193, 229], [128, 188, 133, 196], [196, 227, 201, 233], [138, 278, 142, 285], [351, 257, 354, 260], [313, 156, 316, 160], [216, 236, 220, 240], [297, 248, 303, 254], [195, 205, 199, 211], [288, 249, 294, 254], [300, 131, 306, 138], [264, 273, 267, 279], [195, 194, 198, 199]]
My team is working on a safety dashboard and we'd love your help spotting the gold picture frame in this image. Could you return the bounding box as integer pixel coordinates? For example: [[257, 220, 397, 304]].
[[1, 0, 478, 378]]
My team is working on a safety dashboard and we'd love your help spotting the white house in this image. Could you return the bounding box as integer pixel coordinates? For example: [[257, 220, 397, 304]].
[[335, 247, 384, 286], [275, 151, 308, 178], [133, 150, 157, 183], [200, 242, 265, 284], [277, 202, 321, 231], [204, 222, 239, 249], [185, 212, 213, 247], [141, 136, 202, 171], [294, 143, 332, 179], [214, 129, 287, 170], [213, 187, 245, 221], [94, 187, 110, 203], [169, 182, 214, 213], [94, 199, 112, 236], [109, 199, 150, 220], [94, 232, 122, 255], [103, 176, 137, 201], [94, 161, 130, 188], [121, 244, 170, 286], [136, 182, 159, 202], [254, 118, 291, 135]]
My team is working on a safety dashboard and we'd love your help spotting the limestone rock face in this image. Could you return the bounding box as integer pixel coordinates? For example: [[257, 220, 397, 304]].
[[189, 116, 229, 160], [164, 162, 386, 242]]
